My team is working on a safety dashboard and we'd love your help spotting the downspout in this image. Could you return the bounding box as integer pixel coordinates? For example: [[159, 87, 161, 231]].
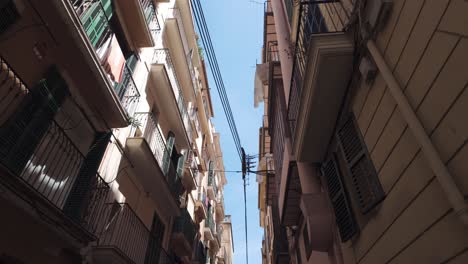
[[366, 40, 468, 225]]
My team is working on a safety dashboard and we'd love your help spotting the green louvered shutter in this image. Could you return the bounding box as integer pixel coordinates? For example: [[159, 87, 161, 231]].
[[337, 115, 385, 213], [322, 156, 358, 242], [80, 0, 112, 48]]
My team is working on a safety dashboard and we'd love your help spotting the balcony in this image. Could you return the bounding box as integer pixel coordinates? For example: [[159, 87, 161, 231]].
[[149, 49, 191, 149], [206, 167, 217, 201], [210, 223, 222, 253], [67, 0, 146, 127], [171, 209, 198, 257], [215, 196, 225, 221], [92, 203, 176, 264], [113, 0, 160, 48], [125, 113, 183, 218], [181, 153, 197, 192], [271, 198, 290, 264], [0, 73, 110, 242], [281, 163, 302, 227], [287, 1, 354, 162], [204, 207, 215, 241], [164, 8, 198, 100], [194, 191, 208, 223]]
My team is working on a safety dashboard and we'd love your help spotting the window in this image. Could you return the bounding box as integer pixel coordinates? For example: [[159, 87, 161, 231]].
[[337, 115, 385, 213], [322, 114, 385, 241], [322, 156, 358, 241]]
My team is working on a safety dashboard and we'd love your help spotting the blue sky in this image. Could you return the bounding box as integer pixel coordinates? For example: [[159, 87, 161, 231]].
[[198, 1, 264, 263]]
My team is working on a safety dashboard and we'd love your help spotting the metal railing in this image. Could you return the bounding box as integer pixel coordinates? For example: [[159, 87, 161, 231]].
[[94, 203, 176, 264], [132, 112, 184, 202], [152, 49, 192, 143], [205, 206, 215, 233], [207, 169, 218, 198], [0, 59, 110, 236], [288, 0, 346, 138], [95, 203, 150, 263], [267, 41, 280, 62], [141, 0, 161, 42], [69, 0, 141, 118], [116, 58, 141, 117], [0, 57, 28, 126], [268, 81, 286, 180], [173, 209, 198, 245]]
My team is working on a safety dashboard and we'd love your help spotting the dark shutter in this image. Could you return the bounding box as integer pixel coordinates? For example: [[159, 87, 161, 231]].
[[0, 0, 19, 34], [145, 211, 165, 264], [338, 115, 385, 213], [163, 132, 175, 175], [63, 131, 111, 221], [322, 156, 357, 242]]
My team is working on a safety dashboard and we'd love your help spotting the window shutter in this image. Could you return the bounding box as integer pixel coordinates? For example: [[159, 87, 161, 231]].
[[163, 132, 175, 175], [338, 115, 385, 213], [322, 156, 358, 242], [176, 150, 187, 179], [0, 0, 19, 35], [145, 211, 165, 264]]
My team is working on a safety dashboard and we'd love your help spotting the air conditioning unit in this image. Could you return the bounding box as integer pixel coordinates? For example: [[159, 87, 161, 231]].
[[365, 0, 393, 34]]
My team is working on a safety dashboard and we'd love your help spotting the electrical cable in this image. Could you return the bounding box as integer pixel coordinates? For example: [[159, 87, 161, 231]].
[[191, 1, 249, 263], [191, 0, 243, 161]]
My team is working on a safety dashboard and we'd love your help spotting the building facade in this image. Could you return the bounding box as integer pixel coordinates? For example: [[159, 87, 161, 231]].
[[0, 0, 233, 263], [256, 0, 468, 263]]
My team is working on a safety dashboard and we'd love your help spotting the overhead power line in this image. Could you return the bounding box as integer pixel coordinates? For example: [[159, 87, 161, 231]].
[[191, 1, 248, 263], [191, 0, 243, 162]]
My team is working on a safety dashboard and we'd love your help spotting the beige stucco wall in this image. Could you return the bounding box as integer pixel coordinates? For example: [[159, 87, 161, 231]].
[[344, 0, 468, 263]]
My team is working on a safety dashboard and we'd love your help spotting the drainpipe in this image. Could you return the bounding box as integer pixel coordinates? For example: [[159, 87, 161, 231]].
[[366, 40, 468, 225], [270, 0, 294, 103]]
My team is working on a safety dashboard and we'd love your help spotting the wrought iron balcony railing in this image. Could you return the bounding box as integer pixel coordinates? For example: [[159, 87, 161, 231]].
[[69, 0, 141, 117], [96, 203, 151, 263], [132, 112, 184, 200], [268, 78, 286, 180], [207, 169, 218, 198], [95, 203, 176, 264], [288, 0, 346, 138], [141, 0, 161, 42], [205, 207, 215, 232], [0, 60, 109, 237], [152, 49, 192, 143], [173, 209, 198, 245]]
